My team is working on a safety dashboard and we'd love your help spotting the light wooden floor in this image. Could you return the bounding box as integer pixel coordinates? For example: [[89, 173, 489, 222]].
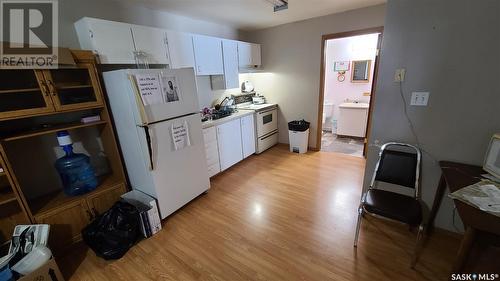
[[60, 145, 461, 281]]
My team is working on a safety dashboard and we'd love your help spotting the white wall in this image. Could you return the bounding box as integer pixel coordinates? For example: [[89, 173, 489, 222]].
[[58, 0, 240, 110], [241, 4, 386, 146], [324, 34, 378, 127], [363, 0, 500, 232]]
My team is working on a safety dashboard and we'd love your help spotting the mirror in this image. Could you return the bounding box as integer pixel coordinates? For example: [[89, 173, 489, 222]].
[[351, 60, 372, 83]]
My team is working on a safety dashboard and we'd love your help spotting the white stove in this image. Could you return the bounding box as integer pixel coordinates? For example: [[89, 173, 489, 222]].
[[235, 95, 279, 154]]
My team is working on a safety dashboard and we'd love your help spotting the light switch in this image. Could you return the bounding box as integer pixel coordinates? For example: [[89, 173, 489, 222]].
[[410, 92, 429, 106], [394, 68, 406, 82]]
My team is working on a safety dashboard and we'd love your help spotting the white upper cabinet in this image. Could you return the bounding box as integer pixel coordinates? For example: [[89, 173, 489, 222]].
[[222, 40, 240, 89], [238, 41, 261, 68], [241, 114, 256, 158], [166, 31, 196, 69], [74, 18, 262, 69], [211, 39, 239, 90], [75, 18, 136, 64], [192, 35, 224, 76], [131, 25, 170, 65]]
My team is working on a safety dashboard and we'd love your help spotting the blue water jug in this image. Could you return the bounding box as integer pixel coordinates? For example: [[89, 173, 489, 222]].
[[55, 131, 98, 196]]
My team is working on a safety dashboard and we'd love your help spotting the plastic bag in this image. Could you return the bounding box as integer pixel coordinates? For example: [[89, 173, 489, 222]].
[[288, 120, 310, 132], [82, 200, 140, 260]]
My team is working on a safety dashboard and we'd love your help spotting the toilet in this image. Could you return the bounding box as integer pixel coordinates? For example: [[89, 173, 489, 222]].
[[322, 103, 334, 132]]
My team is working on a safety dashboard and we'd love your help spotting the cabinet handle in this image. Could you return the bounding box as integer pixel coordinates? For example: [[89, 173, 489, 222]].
[[47, 80, 56, 96], [39, 81, 49, 97]]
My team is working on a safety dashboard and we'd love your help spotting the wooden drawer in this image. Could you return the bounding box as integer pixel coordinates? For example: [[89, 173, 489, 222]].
[[35, 199, 91, 251]]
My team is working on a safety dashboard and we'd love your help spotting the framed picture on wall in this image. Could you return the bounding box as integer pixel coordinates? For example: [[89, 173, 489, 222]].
[[334, 61, 350, 72]]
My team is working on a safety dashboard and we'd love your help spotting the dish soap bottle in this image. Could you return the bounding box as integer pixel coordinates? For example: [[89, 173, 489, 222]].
[[55, 131, 98, 196]]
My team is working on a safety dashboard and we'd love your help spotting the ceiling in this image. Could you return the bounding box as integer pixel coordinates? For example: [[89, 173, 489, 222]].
[[119, 0, 386, 30]]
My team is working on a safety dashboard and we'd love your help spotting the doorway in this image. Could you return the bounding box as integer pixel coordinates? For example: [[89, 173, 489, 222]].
[[317, 27, 383, 157]]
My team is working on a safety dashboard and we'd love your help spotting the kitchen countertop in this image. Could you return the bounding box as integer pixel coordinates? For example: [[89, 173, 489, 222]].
[[202, 110, 254, 129]]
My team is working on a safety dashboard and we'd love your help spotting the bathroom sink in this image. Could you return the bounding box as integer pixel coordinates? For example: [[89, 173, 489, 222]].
[[339, 102, 369, 109]]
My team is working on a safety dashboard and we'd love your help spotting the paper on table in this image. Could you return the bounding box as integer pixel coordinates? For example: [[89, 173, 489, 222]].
[[463, 195, 500, 213], [479, 184, 500, 198], [449, 180, 500, 217], [135, 74, 164, 106]]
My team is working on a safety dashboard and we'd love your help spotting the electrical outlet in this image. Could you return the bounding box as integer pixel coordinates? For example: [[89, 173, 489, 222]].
[[410, 92, 429, 106], [394, 68, 406, 82]]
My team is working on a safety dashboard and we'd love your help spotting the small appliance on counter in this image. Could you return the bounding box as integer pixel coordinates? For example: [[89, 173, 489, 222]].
[[241, 81, 255, 93], [252, 95, 266, 105]]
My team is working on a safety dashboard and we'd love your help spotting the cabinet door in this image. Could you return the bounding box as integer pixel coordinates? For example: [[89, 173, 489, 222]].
[[131, 25, 170, 65], [217, 119, 243, 171], [42, 64, 104, 111], [0, 69, 55, 121], [87, 19, 135, 64], [166, 31, 196, 69], [87, 183, 126, 216], [34, 200, 91, 251], [222, 40, 240, 89], [203, 127, 221, 177], [192, 35, 223, 75], [241, 115, 256, 158], [250, 43, 262, 66], [238, 42, 261, 67]]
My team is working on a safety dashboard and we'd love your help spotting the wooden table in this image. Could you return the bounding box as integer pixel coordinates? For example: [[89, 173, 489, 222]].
[[427, 161, 500, 272]]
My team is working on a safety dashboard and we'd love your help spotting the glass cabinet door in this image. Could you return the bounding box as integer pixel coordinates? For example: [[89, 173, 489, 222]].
[[0, 70, 55, 121], [43, 64, 104, 111]]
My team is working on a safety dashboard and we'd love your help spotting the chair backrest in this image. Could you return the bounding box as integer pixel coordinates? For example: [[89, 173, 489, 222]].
[[370, 142, 422, 198]]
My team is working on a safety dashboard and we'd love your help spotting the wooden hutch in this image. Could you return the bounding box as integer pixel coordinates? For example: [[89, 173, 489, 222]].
[[0, 50, 127, 253]]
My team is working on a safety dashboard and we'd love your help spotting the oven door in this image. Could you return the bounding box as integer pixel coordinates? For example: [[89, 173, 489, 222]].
[[256, 108, 278, 137]]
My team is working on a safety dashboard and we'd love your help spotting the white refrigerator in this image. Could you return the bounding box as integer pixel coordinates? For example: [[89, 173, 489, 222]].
[[102, 68, 210, 219]]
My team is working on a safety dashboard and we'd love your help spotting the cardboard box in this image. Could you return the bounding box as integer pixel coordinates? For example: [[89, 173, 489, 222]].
[[18, 258, 64, 281]]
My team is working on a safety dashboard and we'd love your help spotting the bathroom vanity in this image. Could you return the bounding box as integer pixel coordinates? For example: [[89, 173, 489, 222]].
[[337, 102, 369, 138]]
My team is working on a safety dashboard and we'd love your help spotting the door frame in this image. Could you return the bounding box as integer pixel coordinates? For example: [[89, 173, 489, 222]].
[[315, 27, 384, 156]]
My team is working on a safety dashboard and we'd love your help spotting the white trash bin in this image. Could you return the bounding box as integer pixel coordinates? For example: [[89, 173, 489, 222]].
[[288, 120, 310, 154], [289, 129, 309, 153]]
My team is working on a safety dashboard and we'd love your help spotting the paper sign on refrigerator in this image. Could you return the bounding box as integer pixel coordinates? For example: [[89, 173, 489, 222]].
[[135, 74, 164, 106], [171, 121, 191, 150]]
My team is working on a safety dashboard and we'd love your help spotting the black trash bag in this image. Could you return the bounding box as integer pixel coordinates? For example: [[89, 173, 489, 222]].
[[82, 200, 141, 260], [288, 120, 310, 132]]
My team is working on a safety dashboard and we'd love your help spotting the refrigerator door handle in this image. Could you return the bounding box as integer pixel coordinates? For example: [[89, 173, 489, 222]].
[[143, 126, 154, 170]]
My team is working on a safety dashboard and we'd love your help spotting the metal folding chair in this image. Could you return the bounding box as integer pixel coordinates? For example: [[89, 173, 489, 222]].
[[354, 142, 424, 268]]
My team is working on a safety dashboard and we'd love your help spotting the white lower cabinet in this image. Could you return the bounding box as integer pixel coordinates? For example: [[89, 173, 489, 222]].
[[241, 114, 256, 158], [217, 118, 243, 171], [202, 126, 221, 178], [202, 114, 255, 177]]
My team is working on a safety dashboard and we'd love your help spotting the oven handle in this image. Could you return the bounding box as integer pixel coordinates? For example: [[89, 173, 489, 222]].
[[258, 108, 276, 115], [260, 131, 278, 140]]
